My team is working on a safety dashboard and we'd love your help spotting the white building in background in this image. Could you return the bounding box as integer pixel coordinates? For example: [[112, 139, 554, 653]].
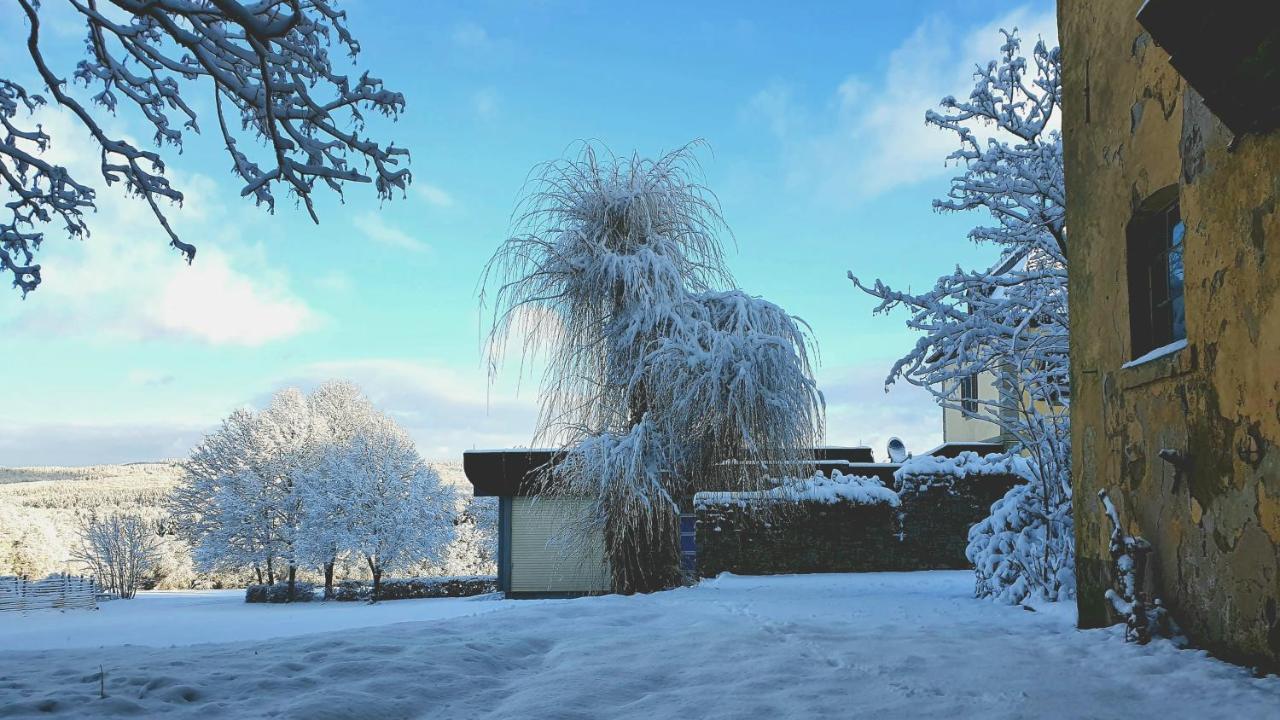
[[940, 369, 1004, 445]]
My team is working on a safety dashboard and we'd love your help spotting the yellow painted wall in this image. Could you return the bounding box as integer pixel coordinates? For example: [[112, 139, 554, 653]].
[[1061, 0, 1280, 668]]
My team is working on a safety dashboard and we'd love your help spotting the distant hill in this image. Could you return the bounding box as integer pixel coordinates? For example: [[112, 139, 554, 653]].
[[0, 460, 485, 586], [0, 461, 186, 487]]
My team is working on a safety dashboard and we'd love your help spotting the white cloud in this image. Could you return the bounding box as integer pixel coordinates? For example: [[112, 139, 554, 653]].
[[472, 88, 499, 121], [126, 370, 176, 388], [745, 6, 1059, 203], [0, 109, 317, 347], [314, 270, 353, 293], [817, 361, 943, 462], [356, 212, 432, 254], [415, 182, 456, 208], [271, 358, 540, 461], [0, 421, 206, 466], [451, 21, 492, 52], [3, 357, 541, 466]]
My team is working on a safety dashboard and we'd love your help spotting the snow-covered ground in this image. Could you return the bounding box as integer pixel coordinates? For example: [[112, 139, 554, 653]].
[[1, 572, 1277, 718], [0, 590, 512, 651]]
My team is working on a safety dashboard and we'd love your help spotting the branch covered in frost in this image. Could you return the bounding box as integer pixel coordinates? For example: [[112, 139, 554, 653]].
[[852, 30, 1072, 603], [2, 0, 409, 295]]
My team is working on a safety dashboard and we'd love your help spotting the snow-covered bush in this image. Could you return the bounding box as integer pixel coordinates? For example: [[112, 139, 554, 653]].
[[245, 582, 318, 604], [695, 472, 900, 509], [1098, 490, 1182, 644], [71, 512, 160, 599], [895, 451, 1031, 497], [850, 30, 1072, 603], [331, 576, 497, 602], [483, 143, 824, 594], [966, 480, 1074, 604]]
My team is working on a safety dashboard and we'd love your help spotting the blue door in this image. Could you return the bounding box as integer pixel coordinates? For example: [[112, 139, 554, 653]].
[[679, 513, 697, 575]]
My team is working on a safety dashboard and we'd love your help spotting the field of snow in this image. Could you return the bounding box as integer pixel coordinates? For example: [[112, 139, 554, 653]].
[[0, 590, 512, 652], [1, 572, 1277, 718]]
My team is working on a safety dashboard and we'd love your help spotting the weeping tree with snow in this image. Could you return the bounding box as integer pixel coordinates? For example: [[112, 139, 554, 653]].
[[849, 31, 1072, 604], [300, 414, 456, 601], [2, 0, 409, 296], [483, 143, 824, 594]]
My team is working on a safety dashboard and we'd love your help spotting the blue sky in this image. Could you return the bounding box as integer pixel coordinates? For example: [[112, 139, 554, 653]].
[[0, 0, 1057, 465]]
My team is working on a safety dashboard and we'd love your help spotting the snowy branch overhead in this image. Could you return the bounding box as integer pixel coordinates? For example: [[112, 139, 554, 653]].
[[2, 0, 410, 295]]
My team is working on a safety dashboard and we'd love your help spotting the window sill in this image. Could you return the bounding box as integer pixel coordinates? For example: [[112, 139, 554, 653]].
[[1118, 339, 1192, 390]]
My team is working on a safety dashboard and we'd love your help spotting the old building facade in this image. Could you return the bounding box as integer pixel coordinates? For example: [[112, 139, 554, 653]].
[[1061, 1, 1280, 667]]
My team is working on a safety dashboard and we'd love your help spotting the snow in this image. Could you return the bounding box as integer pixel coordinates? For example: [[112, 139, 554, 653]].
[[895, 450, 1032, 482], [695, 472, 900, 507], [0, 590, 512, 652], [1122, 338, 1188, 369], [2, 572, 1277, 718]]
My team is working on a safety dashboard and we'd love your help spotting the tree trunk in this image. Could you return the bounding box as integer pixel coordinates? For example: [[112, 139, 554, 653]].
[[254, 564, 264, 585], [368, 557, 382, 603], [323, 561, 335, 600], [265, 557, 275, 585], [606, 504, 682, 594], [286, 565, 297, 602]]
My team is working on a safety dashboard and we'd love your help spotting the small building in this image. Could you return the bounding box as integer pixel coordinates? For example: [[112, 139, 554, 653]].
[[1061, 0, 1280, 667], [465, 444, 994, 597]]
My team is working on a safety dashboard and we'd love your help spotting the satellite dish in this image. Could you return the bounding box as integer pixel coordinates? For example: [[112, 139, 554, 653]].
[[887, 437, 908, 464]]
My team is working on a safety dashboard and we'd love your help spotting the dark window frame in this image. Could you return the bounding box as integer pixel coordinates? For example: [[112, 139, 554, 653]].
[[960, 374, 979, 416], [1126, 186, 1187, 359]]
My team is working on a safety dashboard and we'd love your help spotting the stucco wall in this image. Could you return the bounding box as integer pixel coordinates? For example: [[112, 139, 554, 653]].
[[942, 369, 1003, 444], [1061, 0, 1280, 668]]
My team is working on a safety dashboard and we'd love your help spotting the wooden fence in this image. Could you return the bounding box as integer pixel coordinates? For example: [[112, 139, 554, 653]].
[[0, 574, 99, 612]]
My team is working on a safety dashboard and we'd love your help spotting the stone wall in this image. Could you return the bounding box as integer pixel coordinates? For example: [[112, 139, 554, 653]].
[[1061, 0, 1280, 668], [695, 476, 1019, 577]]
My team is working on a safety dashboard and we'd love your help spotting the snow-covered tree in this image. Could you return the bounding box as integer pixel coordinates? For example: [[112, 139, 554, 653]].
[[483, 143, 824, 593], [72, 512, 160, 599], [300, 414, 456, 600], [2, 0, 410, 296], [175, 388, 315, 597], [304, 379, 378, 597], [173, 408, 279, 582], [442, 495, 498, 577], [253, 388, 315, 598], [849, 31, 1072, 603]]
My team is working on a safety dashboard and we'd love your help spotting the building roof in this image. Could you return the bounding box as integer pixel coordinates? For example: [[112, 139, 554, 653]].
[[463, 446, 883, 497], [922, 441, 1006, 459]]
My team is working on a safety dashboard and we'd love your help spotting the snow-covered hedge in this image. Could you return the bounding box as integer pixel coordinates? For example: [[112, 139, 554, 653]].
[[332, 576, 497, 602], [894, 451, 1031, 496], [694, 472, 900, 508], [245, 582, 319, 603]]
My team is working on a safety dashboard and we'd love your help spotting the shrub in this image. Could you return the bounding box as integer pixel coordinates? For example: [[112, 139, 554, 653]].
[[244, 581, 318, 603], [331, 576, 497, 601]]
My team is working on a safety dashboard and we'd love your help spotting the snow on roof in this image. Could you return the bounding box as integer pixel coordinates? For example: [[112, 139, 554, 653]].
[[694, 471, 900, 508]]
